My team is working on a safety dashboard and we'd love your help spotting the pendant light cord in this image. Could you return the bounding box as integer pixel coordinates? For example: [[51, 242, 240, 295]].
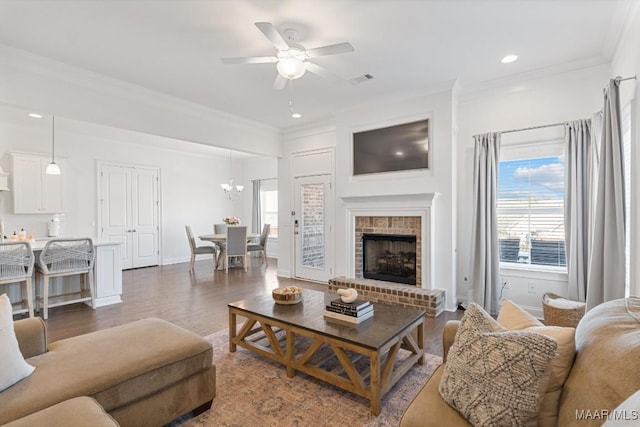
[[51, 116, 55, 162]]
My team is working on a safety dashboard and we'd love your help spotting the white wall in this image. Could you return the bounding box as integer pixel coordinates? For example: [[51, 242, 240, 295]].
[[609, 2, 640, 297], [0, 115, 250, 265], [456, 64, 610, 316], [280, 87, 459, 311]]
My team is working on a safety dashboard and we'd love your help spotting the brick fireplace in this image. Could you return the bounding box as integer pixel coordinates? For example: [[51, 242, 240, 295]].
[[355, 216, 421, 286], [333, 194, 445, 317]]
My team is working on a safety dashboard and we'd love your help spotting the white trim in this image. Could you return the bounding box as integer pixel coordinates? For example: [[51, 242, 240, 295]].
[[342, 193, 438, 290]]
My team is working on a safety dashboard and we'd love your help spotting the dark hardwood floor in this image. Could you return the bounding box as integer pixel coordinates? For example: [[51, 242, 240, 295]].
[[33, 257, 462, 357]]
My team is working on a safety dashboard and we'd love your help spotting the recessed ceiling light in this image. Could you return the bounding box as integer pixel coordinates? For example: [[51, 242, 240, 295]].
[[501, 54, 518, 64], [291, 112, 302, 119], [28, 113, 43, 118], [395, 151, 404, 157]]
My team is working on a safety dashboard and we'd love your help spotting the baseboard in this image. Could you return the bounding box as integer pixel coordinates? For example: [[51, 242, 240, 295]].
[[94, 296, 122, 307]]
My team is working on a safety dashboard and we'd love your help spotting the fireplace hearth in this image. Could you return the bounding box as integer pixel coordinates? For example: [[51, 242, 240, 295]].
[[362, 233, 417, 285]]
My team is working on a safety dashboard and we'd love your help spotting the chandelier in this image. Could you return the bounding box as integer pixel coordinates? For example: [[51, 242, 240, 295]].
[[220, 150, 244, 199]]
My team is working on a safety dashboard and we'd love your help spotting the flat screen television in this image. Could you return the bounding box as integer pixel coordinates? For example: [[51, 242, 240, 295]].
[[352, 118, 429, 175]]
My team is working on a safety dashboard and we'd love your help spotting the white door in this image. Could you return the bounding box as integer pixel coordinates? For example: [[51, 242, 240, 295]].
[[294, 175, 333, 282], [100, 164, 159, 269]]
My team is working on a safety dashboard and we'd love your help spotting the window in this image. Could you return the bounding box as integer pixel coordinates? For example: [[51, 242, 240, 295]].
[[498, 140, 566, 268], [260, 179, 278, 238]]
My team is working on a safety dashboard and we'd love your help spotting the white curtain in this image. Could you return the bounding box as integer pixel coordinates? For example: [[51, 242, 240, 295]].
[[469, 132, 501, 315], [564, 119, 595, 302], [586, 79, 626, 310], [251, 179, 261, 234]]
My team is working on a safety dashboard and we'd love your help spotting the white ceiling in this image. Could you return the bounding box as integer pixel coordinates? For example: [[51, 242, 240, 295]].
[[0, 0, 632, 130]]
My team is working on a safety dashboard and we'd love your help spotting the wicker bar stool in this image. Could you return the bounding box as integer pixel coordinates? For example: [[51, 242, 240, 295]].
[[36, 238, 95, 320], [0, 241, 35, 317]]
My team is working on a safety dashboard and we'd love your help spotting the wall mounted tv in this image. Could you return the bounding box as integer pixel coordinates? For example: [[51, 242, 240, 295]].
[[352, 118, 429, 175]]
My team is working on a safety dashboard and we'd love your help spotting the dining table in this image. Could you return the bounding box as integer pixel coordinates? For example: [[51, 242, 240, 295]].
[[198, 233, 260, 270]]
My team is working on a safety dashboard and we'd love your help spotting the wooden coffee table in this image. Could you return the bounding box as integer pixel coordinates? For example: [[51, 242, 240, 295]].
[[228, 289, 425, 415]]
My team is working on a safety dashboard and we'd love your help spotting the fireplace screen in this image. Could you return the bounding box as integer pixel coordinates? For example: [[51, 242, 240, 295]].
[[362, 233, 417, 285]]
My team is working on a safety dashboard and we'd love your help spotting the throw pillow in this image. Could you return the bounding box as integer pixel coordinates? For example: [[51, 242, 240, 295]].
[[439, 303, 557, 427], [0, 294, 36, 391], [498, 299, 576, 427]]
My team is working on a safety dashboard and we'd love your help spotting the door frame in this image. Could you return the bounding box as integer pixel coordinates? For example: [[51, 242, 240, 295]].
[[96, 160, 163, 266], [293, 174, 334, 282]]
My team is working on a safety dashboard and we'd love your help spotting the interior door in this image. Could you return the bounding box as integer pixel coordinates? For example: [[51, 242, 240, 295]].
[[294, 175, 333, 282], [131, 167, 159, 268], [100, 164, 159, 269], [101, 165, 133, 269]]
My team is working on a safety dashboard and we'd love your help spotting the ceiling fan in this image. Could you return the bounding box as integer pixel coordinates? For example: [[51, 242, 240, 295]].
[[221, 22, 355, 90]]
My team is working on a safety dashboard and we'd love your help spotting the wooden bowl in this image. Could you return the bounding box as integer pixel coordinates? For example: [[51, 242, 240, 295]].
[[272, 286, 303, 305]]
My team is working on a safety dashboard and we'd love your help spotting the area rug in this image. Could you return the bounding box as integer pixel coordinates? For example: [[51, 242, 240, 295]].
[[178, 329, 441, 427]]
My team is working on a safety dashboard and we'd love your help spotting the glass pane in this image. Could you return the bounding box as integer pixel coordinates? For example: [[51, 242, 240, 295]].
[[301, 183, 325, 269], [497, 156, 566, 267], [260, 190, 278, 237]]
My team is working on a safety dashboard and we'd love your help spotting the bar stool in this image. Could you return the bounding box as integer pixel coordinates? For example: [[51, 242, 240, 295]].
[[36, 238, 95, 320], [0, 242, 35, 317]]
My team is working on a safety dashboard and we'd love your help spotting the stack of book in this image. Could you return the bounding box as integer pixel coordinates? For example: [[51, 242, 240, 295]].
[[323, 298, 374, 324]]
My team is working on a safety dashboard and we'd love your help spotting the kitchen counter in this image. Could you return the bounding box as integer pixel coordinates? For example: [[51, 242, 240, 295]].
[[5, 239, 123, 309]]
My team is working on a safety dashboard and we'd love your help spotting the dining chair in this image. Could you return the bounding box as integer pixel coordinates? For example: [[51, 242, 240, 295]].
[[186, 225, 218, 271], [35, 238, 95, 320], [214, 223, 227, 234], [225, 226, 248, 273], [0, 241, 35, 317], [247, 224, 270, 265]]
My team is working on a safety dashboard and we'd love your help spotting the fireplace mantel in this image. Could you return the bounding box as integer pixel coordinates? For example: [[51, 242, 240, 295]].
[[342, 193, 438, 290]]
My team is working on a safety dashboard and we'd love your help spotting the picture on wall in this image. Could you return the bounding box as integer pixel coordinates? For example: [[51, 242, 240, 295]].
[[352, 118, 430, 175]]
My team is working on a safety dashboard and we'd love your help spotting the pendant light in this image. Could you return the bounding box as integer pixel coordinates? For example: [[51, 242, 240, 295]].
[[46, 116, 61, 175], [220, 150, 243, 199]]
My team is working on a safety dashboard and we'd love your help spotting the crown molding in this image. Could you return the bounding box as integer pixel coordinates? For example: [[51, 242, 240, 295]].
[[0, 43, 279, 135]]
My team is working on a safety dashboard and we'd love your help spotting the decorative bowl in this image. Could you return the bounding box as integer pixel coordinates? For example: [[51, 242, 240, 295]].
[[272, 286, 303, 305]]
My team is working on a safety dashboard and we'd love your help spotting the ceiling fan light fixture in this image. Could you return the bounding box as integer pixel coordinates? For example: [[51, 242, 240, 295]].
[[277, 58, 306, 80]]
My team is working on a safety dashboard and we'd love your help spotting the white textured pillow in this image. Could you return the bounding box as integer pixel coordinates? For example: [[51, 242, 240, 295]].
[[0, 294, 35, 391]]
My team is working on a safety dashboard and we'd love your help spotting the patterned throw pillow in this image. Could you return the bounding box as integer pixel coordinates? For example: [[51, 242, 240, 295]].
[[439, 303, 558, 426]]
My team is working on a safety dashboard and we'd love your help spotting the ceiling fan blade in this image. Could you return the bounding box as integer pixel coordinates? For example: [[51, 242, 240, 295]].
[[306, 42, 355, 58], [305, 62, 341, 82], [272, 74, 288, 90], [255, 22, 290, 51], [221, 56, 277, 65]]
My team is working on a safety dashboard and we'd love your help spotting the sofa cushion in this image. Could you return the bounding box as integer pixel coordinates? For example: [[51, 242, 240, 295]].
[[400, 365, 471, 427], [3, 397, 119, 427], [559, 297, 640, 426], [0, 294, 35, 392], [439, 303, 557, 426], [498, 299, 576, 427], [0, 318, 213, 425]]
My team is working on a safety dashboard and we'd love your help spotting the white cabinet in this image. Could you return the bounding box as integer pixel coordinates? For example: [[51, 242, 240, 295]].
[[12, 153, 64, 214], [94, 243, 123, 307]]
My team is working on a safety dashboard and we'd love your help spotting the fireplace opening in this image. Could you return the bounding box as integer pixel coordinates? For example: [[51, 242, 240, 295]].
[[362, 233, 417, 285]]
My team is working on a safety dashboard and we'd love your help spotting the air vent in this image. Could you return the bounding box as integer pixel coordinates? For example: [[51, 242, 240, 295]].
[[349, 74, 374, 85]]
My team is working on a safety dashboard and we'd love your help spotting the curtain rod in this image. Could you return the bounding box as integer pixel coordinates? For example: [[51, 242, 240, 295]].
[[616, 75, 636, 83], [479, 76, 637, 137], [500, 122, 566, 135]]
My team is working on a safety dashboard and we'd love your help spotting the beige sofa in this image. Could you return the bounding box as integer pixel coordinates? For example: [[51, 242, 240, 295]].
[[400, 297, 640, 427], [1, 317, 216, 426]]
